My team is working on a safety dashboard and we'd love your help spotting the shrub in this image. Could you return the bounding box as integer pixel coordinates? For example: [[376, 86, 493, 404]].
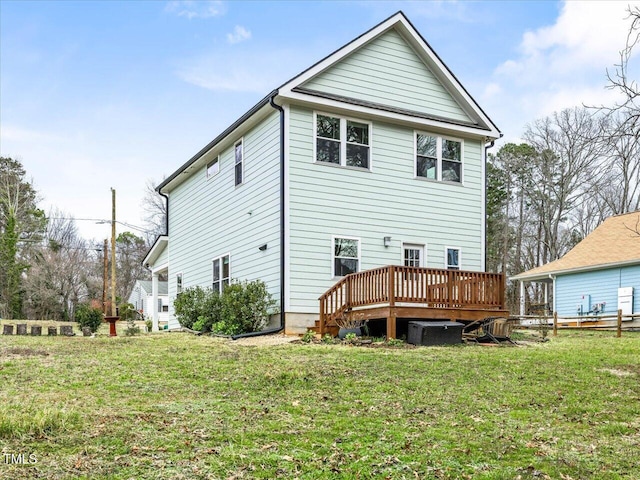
[[301, 330, 315, 343], [74, 303, 103, 333], [173, 286, 211, 330], [173, 281, 276, 335], [215, 280, 276, 335], [118, 303, 137, 321]]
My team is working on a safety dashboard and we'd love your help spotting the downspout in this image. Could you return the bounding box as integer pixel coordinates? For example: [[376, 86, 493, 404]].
[[232, 93, 286, 339], [159, 191, 169, 236], [483, 136, 497, 273]]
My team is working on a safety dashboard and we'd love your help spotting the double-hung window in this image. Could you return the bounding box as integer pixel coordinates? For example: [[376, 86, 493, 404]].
[[316, 113, 370, 169], [213, 255, 230, 293], [333, 237, 359, 277], [234, 141, 243, 186], [416, 133, 462, 183], [176, 273, 183, 295]]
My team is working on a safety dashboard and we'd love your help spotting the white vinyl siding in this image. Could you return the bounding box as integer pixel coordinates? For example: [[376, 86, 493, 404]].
[[288, 105, 483, 313], [301, 29, 471, 123]]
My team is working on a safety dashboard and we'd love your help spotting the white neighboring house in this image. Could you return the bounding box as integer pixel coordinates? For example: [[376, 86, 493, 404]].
[[127, 280, 170, 327]]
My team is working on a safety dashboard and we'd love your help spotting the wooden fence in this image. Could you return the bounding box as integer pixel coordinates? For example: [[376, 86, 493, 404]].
[[513, 310, 640, 337]]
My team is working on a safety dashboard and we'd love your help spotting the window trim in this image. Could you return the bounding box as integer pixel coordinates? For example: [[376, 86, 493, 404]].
[[234, 139, 244, 187], [206, 155, 220, 179], [212, 253, 231, 294], [445, 246, 461, 270], [402, 243, 425, 268], [313, 111, 372, 171], [331, 235, 361, 278], [414, 131, 464, 184], [176, 273, 183, 295]]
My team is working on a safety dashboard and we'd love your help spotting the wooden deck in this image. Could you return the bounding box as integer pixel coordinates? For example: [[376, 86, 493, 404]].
[[318, 265, 507, 338]]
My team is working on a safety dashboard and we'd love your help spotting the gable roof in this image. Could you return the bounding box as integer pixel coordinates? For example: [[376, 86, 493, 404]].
[[511, 212, 640, 281], [142, 235, 168, 268], [158, 11, 501, 194], [279, 11, 500, 137]]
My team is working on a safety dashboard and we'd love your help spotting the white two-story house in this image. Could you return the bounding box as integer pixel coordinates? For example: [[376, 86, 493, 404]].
[[144, 11, 502, 335]]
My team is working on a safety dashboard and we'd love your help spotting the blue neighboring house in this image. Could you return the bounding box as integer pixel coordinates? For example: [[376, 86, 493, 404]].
[[512, 211, 640, 322]]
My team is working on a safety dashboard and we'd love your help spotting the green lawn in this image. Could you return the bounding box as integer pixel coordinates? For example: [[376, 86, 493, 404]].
[[0, 329, 639, 479]]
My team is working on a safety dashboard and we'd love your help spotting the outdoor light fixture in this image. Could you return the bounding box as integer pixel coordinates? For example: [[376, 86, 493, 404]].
[[258, 244, 268, 251], [384, 236, 391, 248]]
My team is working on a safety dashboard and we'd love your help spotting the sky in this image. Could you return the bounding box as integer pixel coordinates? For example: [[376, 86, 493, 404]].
[[1, 0, 639, 242]]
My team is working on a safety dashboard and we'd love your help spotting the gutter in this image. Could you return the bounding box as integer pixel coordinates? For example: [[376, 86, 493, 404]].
[[232, 93, 286, 340], [157, 89, 279, 193]]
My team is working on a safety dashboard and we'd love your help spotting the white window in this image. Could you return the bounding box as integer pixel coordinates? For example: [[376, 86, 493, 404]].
[[332, 237, 360, 277], [213, 254, 230, 293], [176, 273, 183, 295], [157, 299, 163, 313], [315, 113, 370, 169], [206, 156, 220, 178], [446, 247, 461, 270], [416, 133, 463, 183], [234, 140, 243, 186], [403, 244, 425, 267]]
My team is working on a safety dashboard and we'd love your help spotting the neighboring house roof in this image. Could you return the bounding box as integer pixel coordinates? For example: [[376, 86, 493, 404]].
[[133, 280, 169, 296], [512, 211, 640, 281], [157, 10, 501, 195], [143, 235, 168, 268]]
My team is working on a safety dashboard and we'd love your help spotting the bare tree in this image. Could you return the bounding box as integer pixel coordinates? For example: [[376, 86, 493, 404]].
[[605, 6, 640, 121], [141, 178, 167, 246], [523, 107, 606, 263], [23, 210, 101, 320]]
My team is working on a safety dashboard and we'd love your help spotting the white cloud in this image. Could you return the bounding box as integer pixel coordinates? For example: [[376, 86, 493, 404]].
[[483, 0, 640, 142], [164, 1, 225, 20], [176, 48, 305, 93], [227, 25, 252, 45], [0, 125, 64, 144]]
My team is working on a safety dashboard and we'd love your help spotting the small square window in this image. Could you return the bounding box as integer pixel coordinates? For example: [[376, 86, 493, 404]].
[[446, 248, 460, 270], [206, 157, 220, 178]]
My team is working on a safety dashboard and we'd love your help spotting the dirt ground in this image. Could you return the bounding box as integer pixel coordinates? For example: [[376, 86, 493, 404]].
[[231, 333, 300, 346]]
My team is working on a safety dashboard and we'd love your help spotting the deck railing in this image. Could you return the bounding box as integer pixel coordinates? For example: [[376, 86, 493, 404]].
[[319, 265, 505, 327]]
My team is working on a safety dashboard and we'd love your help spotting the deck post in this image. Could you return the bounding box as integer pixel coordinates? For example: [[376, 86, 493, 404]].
[[387, 309, 397, 340], [387, 266, 396, 339], [319, 297, 326, 336], [553, 311, 558, 337]]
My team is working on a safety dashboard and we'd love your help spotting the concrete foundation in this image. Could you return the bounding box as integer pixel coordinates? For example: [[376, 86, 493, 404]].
[[283, 312, 318, 335]]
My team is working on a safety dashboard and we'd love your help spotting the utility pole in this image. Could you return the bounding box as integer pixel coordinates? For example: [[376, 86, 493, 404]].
[[111, 188, 117, 317], [102, 239, 108, 315]]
